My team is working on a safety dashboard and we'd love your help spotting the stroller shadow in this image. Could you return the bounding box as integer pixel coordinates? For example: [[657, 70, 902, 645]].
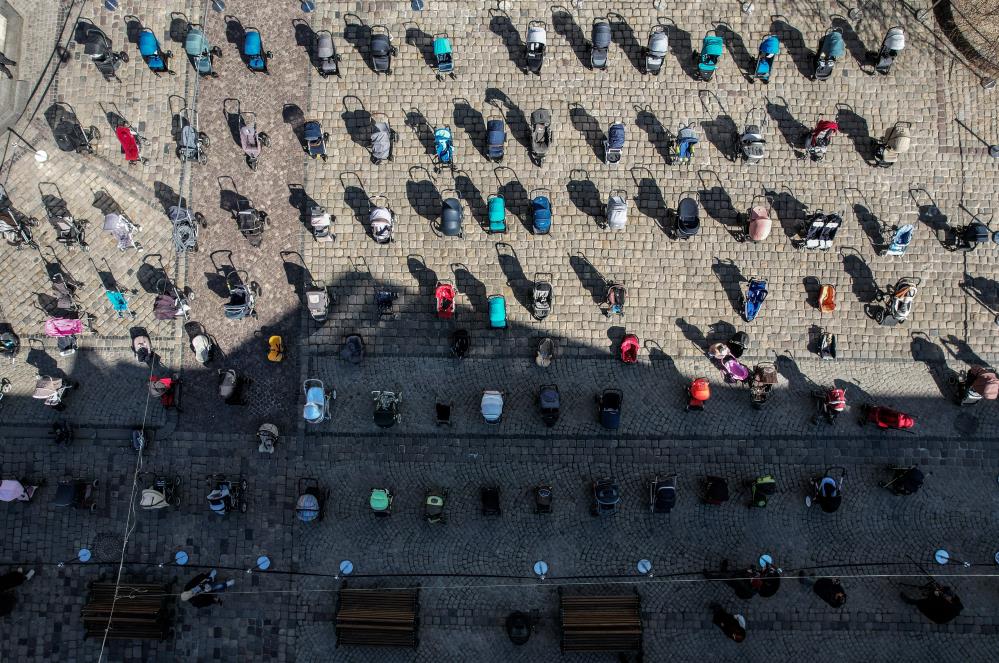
[[404, 24, 436, 68], [404, 107, 436, 156], [701, 111, 739, 162], [566, 169, 601, 225], [495, 243, 532, 312], [835, 104, 873, 161], [341, 96, 371, 149], [910, 331, 955, 398], [485, 89, 530, 152], [342, 14, 372, 69], [453, 97, 487, 159], [454, 170, 488, 230], [910, 188, 951, 248], [675, 318, 706, 353], [406, 254, 437, 304], [122, 15, 143, 45], [153, 181, 181, 214], [136, 256, 168, 294], [91, 189, 123, 216], [706, 320, 737, 347], [766, 96, 809, 151], [631, 166, 667, 232], [766, 187, 807, 238], [711, 258, 745, 315], [714, 22, 753, 79], [451, 263, 487, 314], [495, 168, 532, 233], [552, 7, 589, 68], [844, 188, 884, 252], [340, 172, 371, 234], [831, 17, 868, 67], [774, 352, 810, 393], [771, 15, 811, 79], [568, 251, 606, 304], [699, 171, 741, 239], [662, 19, 698, 79], [489, 9, 525, 72], [568, 103, 604, 160], [292, 18, 316, 53], [282, 103, 306, 148], [607, 13, 644, 73], [634, 104, 673, 164], [221, 98, 243, 148], [288, 184, 319, 235], [840, 247, 878, 303], [279, 250, 309, 303], [406, 166, 440, 221], [25, 342, 59, 376]]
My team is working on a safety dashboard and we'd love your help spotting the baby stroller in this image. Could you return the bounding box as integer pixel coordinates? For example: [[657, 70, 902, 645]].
[[861, 404, 915, 430], [340, 334, 365, 364], [814, 29, 845, 81], [811, 387, 846, 425], [751, 474, 777, 507], [596, 389, 623, 430], [676, 192, 700, 239], [740, 111, 767, 163], [539, 384, 560, 427], [0, 209, 37, 250], [53, 477, 99, 511], [176, 108, 209, 164], [370, 25, 396, 74], [591, 477, 621, 515], [236, 198, 267, 247], [149, 374, 180, 409], [743, 198, 772, 242], [376, 290, 398, 316], [306, 281, 330, 322], [268, 335, 284, 363], [303, 379, 333, 424], [806, 467, 845, 513], [39, 188, 86, 249], [644, 25, 668, 75], [874, 26, 905, 75], [451, 329, 470, 358], [170, 204, 203, 253], [675, 123, 699, 162], [875, 277, 919, 326], [488, 194, 506, 233], [880, 466, 924, 496], [719, 355, 749, 383], [481, 390, 504, 424], [33, 376, 75, 409], [206, 476, 248, 515], [487, 115, 506, 161], [749, 363, 778, 408], [420, 488, 446, 524], [185, 321, 214, 364], [589, 17, 611, 70], [754, 34, 780, 83], [435, 281, 456, 319], [82, 27, 128, 80], [606, 190, 628, 231], [313, 30, 340, 77], [798, 211, 842, 251], [139, 474, 181, 509], [433, 126, 455, 172], [488, 294, 507, 329], [218, 368, 248, 405], [138, 28, 173, 75], [881, 223, 915, 256], [239, 112, 268, 171], [695, 32, 724, 81], [604, 121, 625, 164], [532, 274, 554, 321], [370, 114, 394, 164], [52, 112, 99, 154], [296, 479, 328, 522], [649, 475, 677, 514], [525, 21, 547, 74], [222, 271, 256, 320], [184, 24, 221, 77], [742, 278, 768, 322], [369, 196, 395, 243], [242, 28, 271, 73], [102, 213, 142, 252], [818, 283, 836, 314], [536, 337, 555, 367], [304, 121, 329, 161], [872, 122, 911, 167], [432, 33, 455, 79], [603, 282, 626, 318], [372, 390, 402, 428], [805, 120, 839, 161], [951, 222, 991, 252], [440, 193, 463, 237], [531, 188, 552, 234], [529, 109, 552, 165], [115, 125, 147, 165], [954, 365, 999, 405], [370, 488, 394, 516], [310, 205, 333, 242], [153, 281, 190, 321], [620, 333, 639, 364]]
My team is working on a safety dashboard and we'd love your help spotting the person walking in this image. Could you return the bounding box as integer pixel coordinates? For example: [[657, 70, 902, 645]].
[[710, 603, 746, 642], [0, 52, 17, 80]]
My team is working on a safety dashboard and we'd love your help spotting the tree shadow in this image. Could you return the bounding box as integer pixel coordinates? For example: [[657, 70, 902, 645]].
[[831, 17, 868, 67], [839, 247, 878, 303], [714, 22, 753, 79], [630, 166, 667, 232], [568, 251, 606, 304], [495, 243, 532, 312], [495, 168, 532, 233], [404, 23, 436, 68], [566, 169, 601, 225], [766, 187, 808, 238], [485, 88, 530, 152], [675, 318, 706, 353], [766, 96, 809, 151], [698, 170, 741, 239], [711, 258, 745, 314], [454, 170, 487, 229], [835, 104, 873, 161], [634, 104, 673, 163], [568, 102, 603, 160], [406, 166, 440, 221], [489, 9, 525, 71], [910, 331, 955, 397], [552, 7, 588, 68], [451, 262, 487, 314], [607, 12, 644, 73], [404, 107, 436, 156], [771, 15, 811, 79], [453, 97, 487, 158], [340, 172, 371, 234], [662, 19, 698, 79], [341, 96, 371, 148]]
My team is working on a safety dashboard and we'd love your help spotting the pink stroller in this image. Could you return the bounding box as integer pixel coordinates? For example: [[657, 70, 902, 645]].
[[720, 355, 750, 383], [45, 317, 85, 356]]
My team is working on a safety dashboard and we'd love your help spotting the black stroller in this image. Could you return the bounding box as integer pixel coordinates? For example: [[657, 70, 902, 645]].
[[648, 475, 678, 514], [372, 390, 402, 428], [450, 329, 470, 358], [589, 17, 611, 70], [370, 25, 396, 73], [222, 271, 256, 320], [217, 368, 249, 405], [206, 475, 248, 515], [39, 183, 87, 249], [880, 466, 923, 496], [313, 30, 341, 77], [806, 467, 846, 513], [53, 477, 99, 511], [235, 198, 267, 247], [82, 26, 128, 80], [529, 108, 552, 165], [531, 273, 554, 321], [590, 477, 620, 516], [538, 384, 560, 427], [676, 192, 701, 239], [51, 105, 99, 154]]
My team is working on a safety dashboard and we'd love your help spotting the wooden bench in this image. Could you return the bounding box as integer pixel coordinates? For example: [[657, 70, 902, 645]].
[[335, 586, 420, 648], [81, 582, 171, 641], [559, 590, 643, 653]]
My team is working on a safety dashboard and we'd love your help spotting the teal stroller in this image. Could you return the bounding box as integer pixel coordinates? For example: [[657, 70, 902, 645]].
[[488, 195, 506, 233], [433, 126, 455, 172], [184, 24, 221, 77], [242, 27, 271, 73], [695, 31, 724, 81], [754, 35, 779, 83], [488, 295, 507, 329], [138, 29, 173, 75], [433, 33, 455, 79]]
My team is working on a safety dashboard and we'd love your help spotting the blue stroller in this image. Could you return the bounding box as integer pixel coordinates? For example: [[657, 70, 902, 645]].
[[882, 224, 915, 257], [675, 124, 699, 162], [138, 29, 173, 75], [814, 29, 844, 81], [434, 126, 455, 172], [243, 28, 271, 73], [531, 188, 552, 234], [488, 195, 506, 233], [488, 295, 507, 329], [605, 121, 625, 164], [754, 35, 779, 83], [433, 33, 455, 79], [742, 278, 768, 322], [304, 121, 329, 161], [487, 116, 506, 161], [696, 32, 724, 81]]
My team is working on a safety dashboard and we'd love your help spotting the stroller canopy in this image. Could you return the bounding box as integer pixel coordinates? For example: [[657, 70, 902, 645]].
[[607, 194, 627, 230], [592, 20, 611, 48], [433, 36, 453, 72], [32, 376, 65, 399], [744, 278, 768, 321], [607, 123, 625, 149], [527, 24, 547, 47], [341, 334, 365, 364], [539, 385, 560, 410], [138, 30, 166, 70], [648, 29, 668, 58], [371, 122, 392, 160], [969, 366, 999, 399], [599, 390, 622, 429], [441, 197, 462, 235], [434, 127, 453, 161], [532, 195, 552, 233], [115, 127, 140, 161], [296, 493, 320, 521], [678, 197, 700, 235], [488, 295, 507, 328], [821, 31, 845, 59], [759, 35, 780, 56], [883, 27, 905, 52], [481, 390, 504, 422], [487, 119, 505, 148], [185, 28, 208, 55], [304, 384, 326, 423], [316, 32, 334, 58], [886, 224, 915, 254]]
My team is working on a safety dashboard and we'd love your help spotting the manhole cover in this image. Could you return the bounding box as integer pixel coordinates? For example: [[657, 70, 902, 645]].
[[91, 532, 125, 561], [954, 412, 979, 436]]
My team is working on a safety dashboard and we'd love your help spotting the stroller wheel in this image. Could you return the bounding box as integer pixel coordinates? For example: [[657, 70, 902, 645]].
[[91, 479, 100, 487], [240, 501, 248, 513], [90, 503, 98, 512]]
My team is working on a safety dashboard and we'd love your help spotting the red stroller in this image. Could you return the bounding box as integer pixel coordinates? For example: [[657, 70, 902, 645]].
[[862, 404, 914, 430], [804, 120, 838, 161], [435, 281, 455, 319], [812, 387, 846, 425], [149, 375, 180, 409], [115, 126, 146, 165], [619, 333, 639, 363], [686, 377, 711, 411]]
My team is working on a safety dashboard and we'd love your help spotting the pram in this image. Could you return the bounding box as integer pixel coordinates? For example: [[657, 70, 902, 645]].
[[102, 212, 142, 252], [811, 387, 846, 425], [257, 423, 278, 454], [620, 333, 639, 364], [131, 328, 154, 365], [481, 390, 504, 424], [818, 283, 836, 314], [539, 384, 560, 427], [176, 107, 208, 164], [806, 467, 846, 513], [94, 268, 136, 321], [432, 33, 455, 79], [719, 355, 749, 383], [535, 336, 557, 368], [872, 122, 911, 167], [149, 374, 180, 409], [532, 273, 554, 321], [604, 121, 625, 164], [206, 476, 248, 515], [372, 390, 402, 428], [139, 474, 181, 510], [217, 368, 249, 405], [880, 466, 923, 496], [603, 282, 626, 318], [798, 211, 842, 251], [423, 487, 448, 523], [185, 321, 214, 364], [740, 110, 767, 163], [676, 192, 700, 239], [0, 209, 37, 250], [525, 21, 547, 74], [184, 24, 221, 77], [675, 123, 699, 162], [860, 404, 915, 430], [309, 204, 333, 242], [488, 294, 507, 329], [433, 126, 455, 172], [649, 475, 678, 514], [954, 365, 999, 405], [487, 115, 506, 161], [751, 474, 777, 507], [742, 278, 768, 322], [376, 289, 398, 317], [531, 188, 552, 234], [874, 26, 905, 75], [875, 277, 919, 326], [45, 317, 84, 356], [695, 32, 724, 81], [743, 197, 772, 242], [313, 30, 340, 77], [305, 280, 330, 322], [881, 223, 915, 257], [170, 204, 203, 253], [222, 271, 256, 320], [153, 279, 190, 321], [805, 120, 839, 161], [749, 363, 778, 408], [82, 27, 128, 80], [369, 195, 395, 243], [51, 109, 99, 154], [370, 25, 396, 74], [754, 34, 780, 83], [303, 379, 333, 424], [591, 477, 621, 515], [606, 190, 628, 230], [440, 193, 463, 236], [239, 111, 268, 171], [236, 198, 267, 247], [370, 488, 394, 516], [814, 28, 845, 81], [242, 28, 271, 73], [488, 194, 506, 233], [529, 108, 552, 165], [53, 477, 98, 511], [950, 222, 991, 252], [589, 17, 611, 70], [297, 478, 328, 522], [115, 125, 148, 165], [39, 185, 86, 249], [304, 120, 329, 161], [435, 281, 456, 319], [138, 28, 173, 75], [596, 390, 623, 430], [341, 334, 365, 364], [32, 376, 75, 409], [370, 113, 394, 164], [644, 25, 668, 75]]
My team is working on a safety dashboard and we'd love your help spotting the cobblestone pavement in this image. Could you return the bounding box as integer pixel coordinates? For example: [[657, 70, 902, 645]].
[[1, 0, 999, 661]]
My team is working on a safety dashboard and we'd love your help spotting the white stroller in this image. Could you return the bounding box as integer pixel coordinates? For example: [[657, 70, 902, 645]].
[[306, 281, 330, 322], [874, 27, 904, 75], [525, 21, 547, 74], [310, 205, 333, 242], [481, 390, 504, 424], [873, 122, 911, 167], [370, 114, 393, 164], [740, 109, 767, 164], [103, 213, 142, 252], [369, 196, 394, 244], [33, 376, 74, 409], [644, 25, 668, 74], [606, 190, 628, 230]]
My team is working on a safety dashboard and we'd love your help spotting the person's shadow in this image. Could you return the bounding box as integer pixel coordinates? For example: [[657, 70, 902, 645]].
[[940, 335, 988, 366], [711, 258, 745, 314], [961, 273, 999, 316], [568, 102, 604, 160], [551, 7, 589, 68]]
